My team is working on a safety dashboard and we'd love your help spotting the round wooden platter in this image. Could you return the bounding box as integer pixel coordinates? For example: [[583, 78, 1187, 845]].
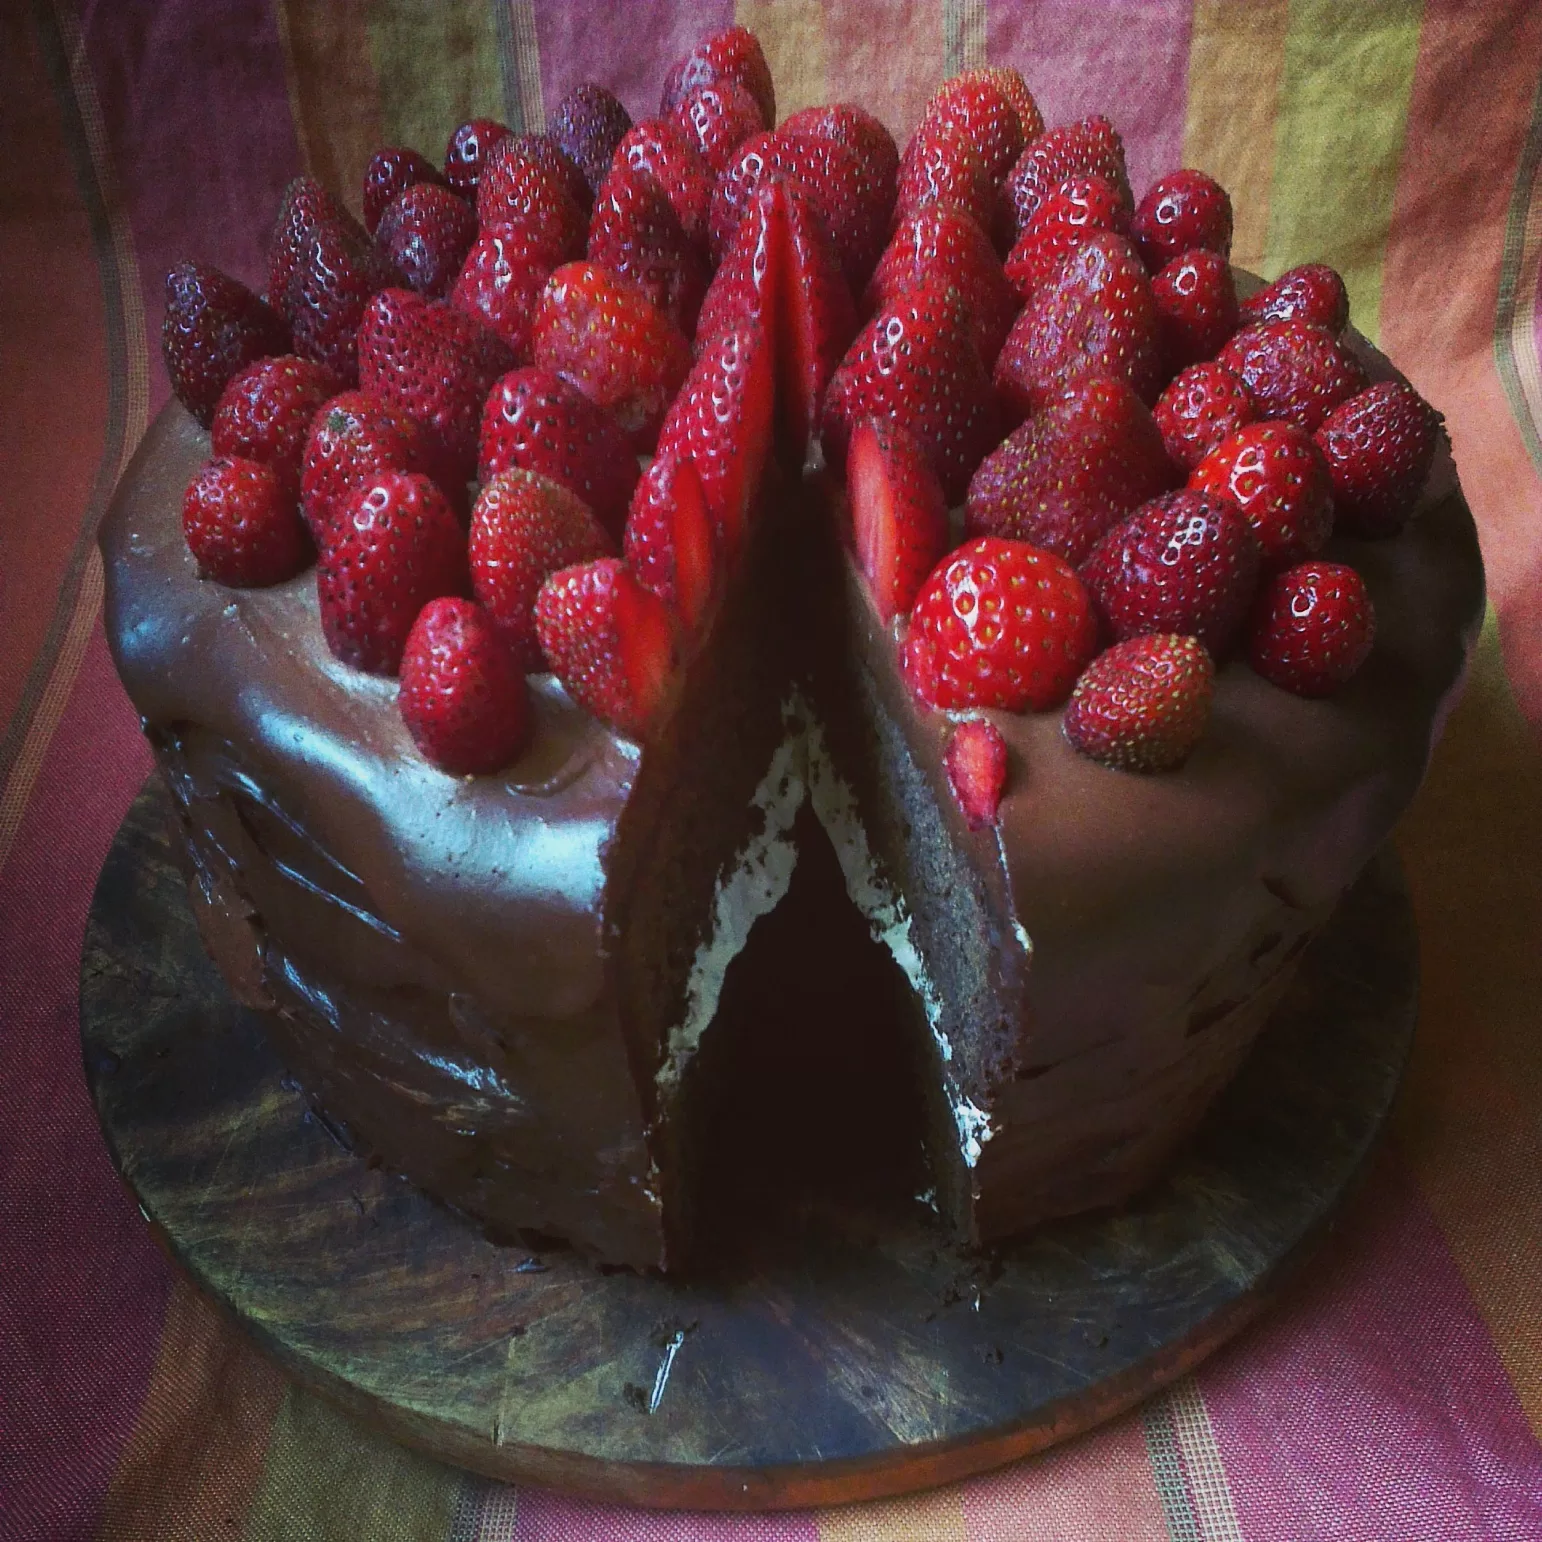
[[81, 779, 1417, 1511]]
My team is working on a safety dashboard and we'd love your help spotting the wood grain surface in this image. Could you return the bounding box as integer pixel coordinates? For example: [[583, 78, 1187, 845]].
[[79, 777, 1418, 1510]]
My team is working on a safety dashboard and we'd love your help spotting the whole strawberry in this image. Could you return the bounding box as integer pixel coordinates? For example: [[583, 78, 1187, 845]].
[[674, 79, 765, 175], [994, 232, 1163, 420], [1080, 490, 1260, 657], [163, 262, 290, 426], [268, 176, 359, 311], [1154, 361, 1257, 471], [945, 718, 1010, 829], [1240, 263, 1349, 335], [1005, 117, 1132, 239], [893, 123, 998, 243], [1151, 248, 1239, 369], [182, 456, 312, 587], [284, 218, 401, 384], [1217, 319, 1368, 433], [317, 470, 468, 674], [823, 279, 1001, 504], [1003, 175, 1131, 304], [612, 117, 714, 251], [1247, 561, 1375, 697], [1064, 633, 1215, 772], [299, 390, 448, 546], [549, 84, 633, 202], [1190, 420, 1333, 566], [363, 147, 449, 236], [475, 142, 587, 265], [1315, 381, 1439, 538], [1130, 170, 1233, 271], [587, 161, 709, 334], [623, 450, 717, 633], [916, 70, 1029, 182], [966, 373, 1175, 563], [468, 469, 613, 671], [848, 417, 950, 623], [449, 228, 556, 358], [531, 261, 693, 453], [399, 597, 531, 775], [211, 354, 340, 494], [661, 24, 776, 129], [357, 288, 515, 486], [374, 182, 478, 299], [444, 118, 512, 195], [495, 132, 593, 215], [780, 104, 900, 215], [905, 537, 1100, 712], [535, 557, 679, 737], [479, 367, 639, 537]]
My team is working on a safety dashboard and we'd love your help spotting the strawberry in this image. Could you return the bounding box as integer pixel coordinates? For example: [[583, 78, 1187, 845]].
[[1247, 560, 1375, 697], [848, 417, 950, 623], [1317, 380, 1440, 539], [674, 79, 766, 175], [317, 471, 468, 674], [1216, 320, 1369, 433], [1003, 175, 1131, 304], [1005, 117, 1132, 240], [973, 67, 1044, 143], [1154, 361, 1257, 472], [363, 148, 450, 236], [181, 455, 312, 587], [993, 232, 1163, 421], [918, 70, 1029, 182], [587, 161, 710, 334], [374, 182, 478, 299], [444, 118, 512, 195], [655, 322, 774, 560], [623, 450, 717, 633], [1190, 421, 1333, 565], [163, 262, 290, 427], [449, 228, 556, 358], [1080, 489, 1260, 656], [893, 123, 998, 241], [906, 536, 1099, 712], [493, 132, 593, 215], [283, 219, 400, 385], [661, 24, 776, 129], [530, 261, 693, 452], [779, 104, 900, 216], [399, 597, 531, 774], [823, 279, 1001, 504], [1130, 170, 1233, 272], [1064, 633, 1214, 772], [1151, 247, 1238, 369], [299, 390, 447, 545], [965, 373, 1175, 563], [211, 354, 340, 494], [475, 142, 587, 264], [550, 84, 634, 203], [478, 366, 640, 537], [1240, 263, 1349, 335], [535, 557, 679, 736], [867, 205, 1018, 371], [357, 288, 515, 485], [268, 176, 359, 310], [468, 468, 614, 670], [612, 117, 714, 251], [945, 718, 1010, 829]]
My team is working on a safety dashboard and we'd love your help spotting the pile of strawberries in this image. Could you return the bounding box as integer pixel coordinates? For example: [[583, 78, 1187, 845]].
[[163, 26, 1439, 818]]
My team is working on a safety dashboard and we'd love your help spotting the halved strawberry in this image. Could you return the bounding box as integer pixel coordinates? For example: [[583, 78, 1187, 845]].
[[587, 160, 710, 334], [965, 372, 1175, 563], [1003, 174, 1131, 304], [917, 70, 1029, 182], [549, 84, 634, 203], [822, 278, 1000, 504], [655, 321, 775, 561], [994, 232, 1163, 420], [444, 118, 512, 195], [1005, 116, 1132, 239], [1130, 170, 1233, 272], [673, 78, 765, 175], [1064, 633, 1215, 772], [1189, 420, 1333, 565], [374, 182, 478, 299], [779, 104, 900, 216], [363, 147, 449, 236], [478, 366, 640, 537], [623, 450, 717, 634], [163, 262, 291, 427], [1314, 380, 1439, 538], [182, 455, 312, 587], [468, 468, 614, 671], [1151, 247, 1239, 369], [530, 261, 693, 452], [661, 24, 776, 127], [449, 227, 556, 357], [1247, 560, 1375, 697], [893, 122, 998, 240], [1153, 361, 1257, 472], [848, 417, 950, 623], [212, 354, 341, 494], [283, 218, 401, 385], [1216, 320, 1368, 433], [399, 597, 532, 775], [475, 142, 587, 264], [535, 557, 679, 737], [1240, 263, 1349, 335], [613, 117, 714, 251], [945, 718, 1009, 829]]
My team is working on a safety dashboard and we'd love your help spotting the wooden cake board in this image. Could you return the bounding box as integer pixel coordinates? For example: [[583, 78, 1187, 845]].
[[79, 778, 1418, 1511]]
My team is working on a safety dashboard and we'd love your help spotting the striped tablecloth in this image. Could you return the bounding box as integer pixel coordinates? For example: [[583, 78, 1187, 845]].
[[6, 3, 1542, 1537]]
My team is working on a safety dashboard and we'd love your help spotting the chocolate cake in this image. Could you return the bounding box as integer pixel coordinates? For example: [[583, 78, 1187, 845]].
[[101, 36, 1485, 1272]]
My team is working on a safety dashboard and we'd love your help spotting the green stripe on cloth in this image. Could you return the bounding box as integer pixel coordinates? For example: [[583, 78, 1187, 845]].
[[241, 1386, 468, 1542], [943, 0, 987, 75], [1142, 1394, 1201, 1542], [1494, 68, 1542, 477], [1266, 0, 1424, 343]]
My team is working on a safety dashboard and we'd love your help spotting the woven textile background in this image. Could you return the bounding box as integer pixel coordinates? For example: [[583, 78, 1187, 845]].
[[5, 1, 1542, 1537]]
